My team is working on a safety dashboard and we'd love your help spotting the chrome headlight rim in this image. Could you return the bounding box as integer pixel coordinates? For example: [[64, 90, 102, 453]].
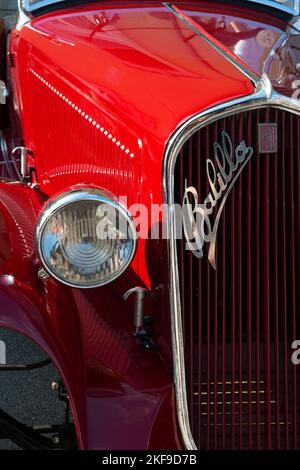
[[35, 186, 137, 289]]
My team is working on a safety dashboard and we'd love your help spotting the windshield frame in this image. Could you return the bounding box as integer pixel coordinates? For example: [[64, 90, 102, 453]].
[[21, 0, 300, 15]]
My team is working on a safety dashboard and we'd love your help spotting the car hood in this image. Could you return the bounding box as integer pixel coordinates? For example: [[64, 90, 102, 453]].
[[24, 2, 259, 144]]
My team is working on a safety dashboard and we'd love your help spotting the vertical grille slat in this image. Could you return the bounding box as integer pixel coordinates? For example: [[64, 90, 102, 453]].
[[280, 114, 290, 450], [255, 108, 261, 450], [263, 108, 271, 450], [246, 111, 253, 450], [237, 115, 244, 450], [296, 115, 300, 447], [230, 114, 237, 449], [221, 116, 227, 450], [188, 138, 194, 434], [289, 114, 298, 449], [197, 128, 203, 447], [213, 119, 219, 449], [273, 109, 281, 450], [203, 125, 211, 449], [174, 107, 300, 449]]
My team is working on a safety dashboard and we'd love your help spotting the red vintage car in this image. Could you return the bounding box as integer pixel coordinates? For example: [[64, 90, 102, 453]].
[[0, 0, 299, 451]]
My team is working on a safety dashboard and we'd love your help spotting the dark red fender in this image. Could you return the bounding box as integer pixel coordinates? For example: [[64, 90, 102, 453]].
[[0, 277, 87, 448], [0, 181, 181, 449]]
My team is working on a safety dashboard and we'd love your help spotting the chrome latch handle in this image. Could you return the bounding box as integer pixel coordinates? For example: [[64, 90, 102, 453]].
[[12, 146, 33, 181], [123, 287, 148, 334], [123, 287, 154, 349]]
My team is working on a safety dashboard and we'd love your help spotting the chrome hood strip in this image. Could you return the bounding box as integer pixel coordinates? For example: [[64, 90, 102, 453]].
[[17, 1, 30, 28], [163, 74, 300, 450], [163, 2, 260, 87]]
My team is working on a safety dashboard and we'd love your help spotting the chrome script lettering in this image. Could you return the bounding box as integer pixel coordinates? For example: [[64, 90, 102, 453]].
[[182, 130, 253, 269]]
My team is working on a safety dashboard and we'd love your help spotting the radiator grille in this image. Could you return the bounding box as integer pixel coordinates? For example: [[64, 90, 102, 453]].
[[174, 108, 300, 449]]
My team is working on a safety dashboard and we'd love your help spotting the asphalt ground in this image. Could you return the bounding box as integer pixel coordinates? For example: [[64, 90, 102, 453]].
[[0, 1, 17, 14], [0, 1, 17, 29], [0, 328, 66, 450]]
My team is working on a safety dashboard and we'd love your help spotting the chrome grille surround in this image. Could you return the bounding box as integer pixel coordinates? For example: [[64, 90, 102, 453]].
[[163, 74, 300, 449]]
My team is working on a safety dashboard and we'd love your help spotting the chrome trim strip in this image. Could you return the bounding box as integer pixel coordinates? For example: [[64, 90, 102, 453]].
[[17, 1, 30, 28], [163, 2, 260, 87], [163, 74, 300, 450]]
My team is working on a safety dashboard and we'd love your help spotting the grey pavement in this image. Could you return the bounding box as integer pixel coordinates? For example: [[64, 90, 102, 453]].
[[0, 329, 66, 450], [0, 0, 17, 11], [0, 0, 17, 29]]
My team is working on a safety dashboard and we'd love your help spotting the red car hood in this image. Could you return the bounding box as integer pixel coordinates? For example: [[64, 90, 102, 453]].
[[23, 2, 256, 144]]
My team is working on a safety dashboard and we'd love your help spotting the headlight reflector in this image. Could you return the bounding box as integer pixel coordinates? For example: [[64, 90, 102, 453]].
[[36, 188, 136, 288]]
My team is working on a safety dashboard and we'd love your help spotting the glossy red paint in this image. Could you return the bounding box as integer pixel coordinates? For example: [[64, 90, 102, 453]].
[[9, 1, 254, 289], [180, 2, 300, 96], [179, 1, 289, 75], [2, 0, 298, 450], [0, 182, 181, 449]]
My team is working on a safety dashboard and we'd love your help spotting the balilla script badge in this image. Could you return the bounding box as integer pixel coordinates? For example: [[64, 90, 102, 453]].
[[183, 130, 254, 269]]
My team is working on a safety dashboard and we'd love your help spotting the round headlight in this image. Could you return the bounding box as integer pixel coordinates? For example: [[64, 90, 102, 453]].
[[36, 187, 137, 288]]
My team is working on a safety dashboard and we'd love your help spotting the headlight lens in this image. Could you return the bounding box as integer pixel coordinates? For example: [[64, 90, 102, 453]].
[[36, 188, 136, 288]]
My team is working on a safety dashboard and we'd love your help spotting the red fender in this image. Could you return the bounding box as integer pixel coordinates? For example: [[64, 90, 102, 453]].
[[0, 181, 181, 449], [0, 277, 87, 448]]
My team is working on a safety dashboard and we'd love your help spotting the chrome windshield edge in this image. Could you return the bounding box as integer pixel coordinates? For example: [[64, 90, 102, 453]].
[[17, 1, 31, 28], [162, 74, 300, 450], [163, 2, 260, 88]]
